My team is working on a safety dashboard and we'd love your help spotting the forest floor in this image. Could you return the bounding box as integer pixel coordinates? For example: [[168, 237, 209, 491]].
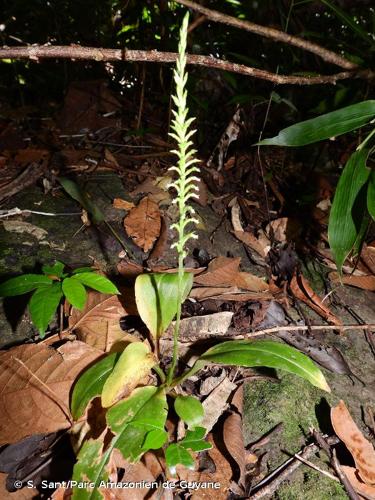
[[0, 80, 374, 499]]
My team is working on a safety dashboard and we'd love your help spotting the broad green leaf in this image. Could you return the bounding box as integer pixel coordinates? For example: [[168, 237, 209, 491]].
[[368, 171, 375, 220], [0, 274, 52, 297], [62, 277, 87, 310], [180, 427, 212, 452], [73, 272, 119, 295], [257, 101, 375, 147], [71, 353, 119, 420], [328, 148, 371, 273], [71, 439, 110, 500], [29, 282, 63, 337], [107, 386, 168, 462], [134, 272, 193, 338], [101, 342, 157, 408], [194, 340, 330, 392], [42, 261, 65, 277], [58, 177, 104, 224], [73, 267, 95, 274], [174, 395, 204, 429], [165, 443, 195, 476]]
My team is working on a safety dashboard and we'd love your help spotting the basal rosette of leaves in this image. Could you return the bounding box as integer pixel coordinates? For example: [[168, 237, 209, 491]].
[[0, 261, 119, 338]]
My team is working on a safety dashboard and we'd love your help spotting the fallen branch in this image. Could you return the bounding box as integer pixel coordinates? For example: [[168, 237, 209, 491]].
[[175, 0, 357, 70], [0, 46, 373, 85]]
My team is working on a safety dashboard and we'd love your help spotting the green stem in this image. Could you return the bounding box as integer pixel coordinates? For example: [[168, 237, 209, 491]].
[[166, 254, 184, 386], [357, 126, 375, 151], [152, 363, 166, 383], [104, 220, 133, 257]]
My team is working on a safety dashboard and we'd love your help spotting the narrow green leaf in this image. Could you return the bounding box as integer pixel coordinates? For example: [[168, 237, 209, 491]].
[[71, 439, 110, 500], [101, 342, 156, 408], [174, 395, 204, 429], [134, 272, 193, 338], [328, 148, 371, 273], [195, 340, 330, 392], [165, 443, 195, 476], [62, 277, 87, 310], [42, 261, 65, 277], [107, 386, 168, 462], [368, 171, 375, 220], [29, 282, 63, 338], [180, 427, 212, 452], [0, 274, 52, 297], [73, 272, 119, 295], [257, 101, 375, 147], [58, 177, 104, 224], [71, 353, 119, 420]]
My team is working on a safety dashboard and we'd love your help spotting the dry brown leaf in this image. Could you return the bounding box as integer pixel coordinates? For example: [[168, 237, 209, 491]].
[[69, 290, 136, 352], [124, 197, 161, 252], [361, 243, 375, 274], [341, 466, 375, 499], [0, 342, 102, 445], [130, 177, 171, 205], [234, 272, 269, 292], [196, 179, 208, 207], [194, 257, 241, 287], [290, 274, 342, 326], [331, 400, 375, 485], [147, 216, 169, 263], [201, 377, 237, 435], [233, 230, 268, 258], [190, 286, 272, 301], [179, 434, 232, 500], [165, 312, 233, 341], [223, 387, 246, 487], [329, 272, 375, 291], [117, 259, 144, 280], [113, 198, 135, 211]]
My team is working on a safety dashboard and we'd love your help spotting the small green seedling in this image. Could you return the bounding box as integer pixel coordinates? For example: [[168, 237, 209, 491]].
[[69, 13, 330, 497], [0, 262, 119, 338]]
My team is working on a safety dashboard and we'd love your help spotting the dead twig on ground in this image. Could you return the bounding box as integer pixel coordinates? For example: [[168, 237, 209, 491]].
[[0, 46, 373, 86], [174, 0, 356, 70]]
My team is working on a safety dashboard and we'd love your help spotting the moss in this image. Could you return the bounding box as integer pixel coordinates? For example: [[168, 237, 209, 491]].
[[275, 468, 346, 500]]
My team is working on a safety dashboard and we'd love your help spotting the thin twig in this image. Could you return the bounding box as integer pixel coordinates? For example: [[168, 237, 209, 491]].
[[13, 357, 72, 424], [235, 323, 375, 339], [174, 0, 357, 69], [0, 46, 372, 85], [293, 453, 339, 482], [0, 208, 82, 218]]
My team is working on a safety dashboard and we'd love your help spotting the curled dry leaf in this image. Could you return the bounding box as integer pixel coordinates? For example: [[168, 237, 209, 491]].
[[340, 466, 375, 498], [124, 196, 161, 252], [331, 400, 375, 485], [290, 274, 342, 326], [0, 341, 102, 445], [69, 290, 137, 352], [233, 230, 268, 258], [329, 272, 375, 292], [201, 376, 237, 435]]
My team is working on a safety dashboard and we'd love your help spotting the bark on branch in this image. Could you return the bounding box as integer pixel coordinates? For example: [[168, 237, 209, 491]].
[[174, 0, 357, 70], [0, 46, 373, 85]]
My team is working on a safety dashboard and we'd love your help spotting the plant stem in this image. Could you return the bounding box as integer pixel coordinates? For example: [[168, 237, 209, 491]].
[[152, 363, 166, 383], [167, 255, 184, 386]]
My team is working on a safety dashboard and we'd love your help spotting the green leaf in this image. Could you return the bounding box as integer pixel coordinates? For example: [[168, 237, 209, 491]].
[[71, 439, 110, 500], [58, 177, 104, 224], [29, 282, 63, 337], [71, 353, 119, 420], [0, 274, 53, 297], [107, 386, 168, 462], [134, 272, 193, 338], [328, 148, 371, 273], [368, 171, 375, 220], [165, 443, 195, 476], [73, 267, 95, 274], [42, 261, 65, 277], [101, 342, 156, 408], [194, 340, 330, 392], [62, 277, 87, 310], [174, 395, 204, 429], [180, 427, 212, 452], [257, 101, 375, 147], [73, 272, 119, 295]]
